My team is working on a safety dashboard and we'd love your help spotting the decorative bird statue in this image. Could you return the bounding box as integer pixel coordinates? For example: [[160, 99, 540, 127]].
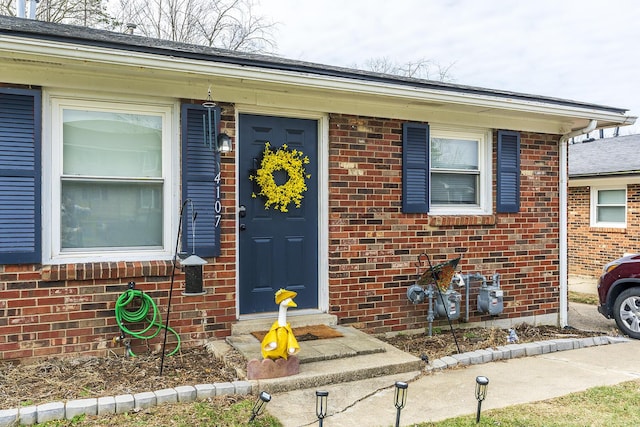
[[261, 289, 300, 360]]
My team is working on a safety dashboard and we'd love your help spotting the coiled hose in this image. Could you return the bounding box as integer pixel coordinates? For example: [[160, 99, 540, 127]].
[[115, 288, 181, 357]]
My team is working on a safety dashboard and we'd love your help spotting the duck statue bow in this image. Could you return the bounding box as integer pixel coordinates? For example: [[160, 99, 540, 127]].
[[260, 289, 300, 360]]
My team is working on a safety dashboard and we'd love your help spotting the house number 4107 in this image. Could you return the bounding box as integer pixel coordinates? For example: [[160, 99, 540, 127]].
[[214, 171, 222, 227]]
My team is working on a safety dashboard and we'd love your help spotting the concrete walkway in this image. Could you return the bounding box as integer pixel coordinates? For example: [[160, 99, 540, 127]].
[[262, 275, 635, 426], [266, 338, 640, 426]]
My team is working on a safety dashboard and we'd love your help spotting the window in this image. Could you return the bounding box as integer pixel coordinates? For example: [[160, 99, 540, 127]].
[[591, 187, 626, 228], [429, 127, 491, 214], [431, 137, 479, 205], [46, 96, 177, 263]]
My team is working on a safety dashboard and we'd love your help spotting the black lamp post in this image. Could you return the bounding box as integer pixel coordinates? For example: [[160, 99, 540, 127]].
[[394, 381, 408, 427], [316, 390, 328, 426], [475, 376, 489, 423], [248, 391, 271, 423]]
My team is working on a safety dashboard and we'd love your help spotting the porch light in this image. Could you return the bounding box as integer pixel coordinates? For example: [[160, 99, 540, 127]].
[[217, 132, 232, 153]]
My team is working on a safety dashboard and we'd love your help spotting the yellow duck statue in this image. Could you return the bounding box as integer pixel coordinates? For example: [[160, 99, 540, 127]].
[[260, 289, 300, 360]]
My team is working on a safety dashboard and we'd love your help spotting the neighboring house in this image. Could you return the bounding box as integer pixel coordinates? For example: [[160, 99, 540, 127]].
[[568, 134, 640, 277], [0, 16, 636, 361]]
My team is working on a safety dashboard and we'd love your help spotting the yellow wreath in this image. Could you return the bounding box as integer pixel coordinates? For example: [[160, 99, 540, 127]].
[[250, 142, 311, 212]]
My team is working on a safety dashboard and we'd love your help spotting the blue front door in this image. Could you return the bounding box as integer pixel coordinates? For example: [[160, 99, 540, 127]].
[[238, 114, 318, 314]]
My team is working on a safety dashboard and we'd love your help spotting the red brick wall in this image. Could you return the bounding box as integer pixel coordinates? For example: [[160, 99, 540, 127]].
[[0, 106, 563, 361], [568, 184, 640, 277], [327, 114, 561, 334], [0, 103, 238, 362]]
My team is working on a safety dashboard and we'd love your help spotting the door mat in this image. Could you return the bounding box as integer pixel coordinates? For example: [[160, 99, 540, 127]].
[[251, 324, 343, 342]]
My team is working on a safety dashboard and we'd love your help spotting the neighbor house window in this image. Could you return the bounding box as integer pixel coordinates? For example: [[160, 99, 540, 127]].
[[591, 187, 626, 228], [47, 96, 176, 262]]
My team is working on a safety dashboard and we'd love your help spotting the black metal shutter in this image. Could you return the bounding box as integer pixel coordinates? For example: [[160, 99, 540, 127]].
[[180, 104, 221, 257], [496, 130, 521, 213], [0, 88, 41, 264], [402, 123, 430, 213]]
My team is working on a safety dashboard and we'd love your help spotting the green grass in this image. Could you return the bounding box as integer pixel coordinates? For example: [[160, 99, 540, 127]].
[[413, 379, 640, 426], [568, 291, 599, 305]]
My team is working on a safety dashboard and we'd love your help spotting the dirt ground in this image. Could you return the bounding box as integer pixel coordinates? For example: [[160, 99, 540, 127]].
[[0, 323, 613, 411]]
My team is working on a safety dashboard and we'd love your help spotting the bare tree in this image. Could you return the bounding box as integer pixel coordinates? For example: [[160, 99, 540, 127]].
[[0, 0, 110, 26], [110, 0, 276, 52], [357, 56, 456, 82]]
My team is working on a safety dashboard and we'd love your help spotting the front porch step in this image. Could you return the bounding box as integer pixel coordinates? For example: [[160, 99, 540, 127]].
[[254, 345, 422, 394], [230, 313, 338, 336], [226, 325, 386, 364], [215, 324, 423, 394]]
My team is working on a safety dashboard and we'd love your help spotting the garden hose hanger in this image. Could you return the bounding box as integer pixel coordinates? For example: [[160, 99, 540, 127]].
[[114, 282, 181, 357]]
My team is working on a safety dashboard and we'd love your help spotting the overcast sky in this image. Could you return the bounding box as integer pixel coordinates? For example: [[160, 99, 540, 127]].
[[255, 0, 640, 136]]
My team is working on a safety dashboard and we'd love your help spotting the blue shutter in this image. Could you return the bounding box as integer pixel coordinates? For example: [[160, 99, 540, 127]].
[[497, 130, 521, 213], [0, 88, 41, 264], [402, 123, 430, 213], [181, 104, 221, 257]]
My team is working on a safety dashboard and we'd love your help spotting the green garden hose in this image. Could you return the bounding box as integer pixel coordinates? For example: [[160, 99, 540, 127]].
[[115, 288, 181, 357]]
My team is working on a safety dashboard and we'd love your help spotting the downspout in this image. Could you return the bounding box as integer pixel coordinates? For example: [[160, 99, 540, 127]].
[[559, 119, 596, 327]]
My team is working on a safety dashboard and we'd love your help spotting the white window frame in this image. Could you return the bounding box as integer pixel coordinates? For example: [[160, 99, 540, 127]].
[[428, 125, 492, 215], [590, 186, 627, 228], [43, 92, 180, 264]]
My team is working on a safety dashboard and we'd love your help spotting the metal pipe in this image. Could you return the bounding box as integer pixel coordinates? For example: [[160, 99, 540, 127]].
[[559, 120, 596, 327]]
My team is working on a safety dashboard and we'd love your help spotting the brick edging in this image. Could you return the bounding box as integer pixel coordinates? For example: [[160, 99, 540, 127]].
[[0, 336, 629, 426], [426, 335, 628, 371]]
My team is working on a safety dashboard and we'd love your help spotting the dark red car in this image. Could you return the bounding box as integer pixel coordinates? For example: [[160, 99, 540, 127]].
[[598, 254, 640, 339]]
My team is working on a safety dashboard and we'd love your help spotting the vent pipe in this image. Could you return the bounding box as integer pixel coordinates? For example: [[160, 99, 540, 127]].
[[16, 0, 26, 18], [28, 0, 38, 19]]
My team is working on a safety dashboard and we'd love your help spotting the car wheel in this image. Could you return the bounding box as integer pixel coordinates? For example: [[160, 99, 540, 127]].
[[613, 288, 640, 339]]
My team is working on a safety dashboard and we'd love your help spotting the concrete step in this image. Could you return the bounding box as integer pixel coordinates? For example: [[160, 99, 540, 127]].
[[219, 324, 423, 394], [230, 313, 338, 336]]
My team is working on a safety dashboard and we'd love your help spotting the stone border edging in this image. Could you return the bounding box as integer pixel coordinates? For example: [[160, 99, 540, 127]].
[[0, 380, 253, 426], [0, 336, 629, 426], [425, 335, 629, 371]]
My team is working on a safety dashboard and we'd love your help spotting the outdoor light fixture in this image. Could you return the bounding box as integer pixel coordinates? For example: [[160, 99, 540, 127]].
[[316, 390, 329, 426], [475, 375, 489, 423], [394, 381, 408, 427], [248, 391, 271, 423], [217, 132, 232, 153]]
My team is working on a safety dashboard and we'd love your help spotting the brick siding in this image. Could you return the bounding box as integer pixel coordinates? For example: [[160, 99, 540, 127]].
[[0, 106, 562, 361], [568, 184, 640, 277]]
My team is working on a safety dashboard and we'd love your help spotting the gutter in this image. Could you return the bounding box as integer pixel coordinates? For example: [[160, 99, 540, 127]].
[[559, 119, 597, 327]]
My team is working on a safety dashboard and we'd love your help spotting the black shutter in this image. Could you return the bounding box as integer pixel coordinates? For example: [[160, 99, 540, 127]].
[[0, 88, 41, 264], [497, 130, 521, 213], [402, 123, 430, 213], [181, 104, 221, 257]]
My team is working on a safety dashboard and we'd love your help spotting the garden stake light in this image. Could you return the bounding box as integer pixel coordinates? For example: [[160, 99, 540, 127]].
[[248, 391, 271, 423], [475, 375, 489, 423], [394, 381, 408, 427], [316, 390, 328, 426]]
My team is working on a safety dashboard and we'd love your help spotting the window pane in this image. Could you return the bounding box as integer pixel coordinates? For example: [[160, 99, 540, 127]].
[[598, 189, 625, 204], [431, 173, 478, 204], [431, 138, 478, 170], [62, 181, 163, 249], [63, 109, 162, 177], [597, 206, 625, 223]]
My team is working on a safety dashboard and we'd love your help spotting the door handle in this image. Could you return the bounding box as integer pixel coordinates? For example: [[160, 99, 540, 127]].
[[239, 224, 247, 231], [238, 205, 246, 218]]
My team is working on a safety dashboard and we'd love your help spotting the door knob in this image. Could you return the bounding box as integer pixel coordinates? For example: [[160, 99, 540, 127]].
[[240, 224, 247, 231]]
